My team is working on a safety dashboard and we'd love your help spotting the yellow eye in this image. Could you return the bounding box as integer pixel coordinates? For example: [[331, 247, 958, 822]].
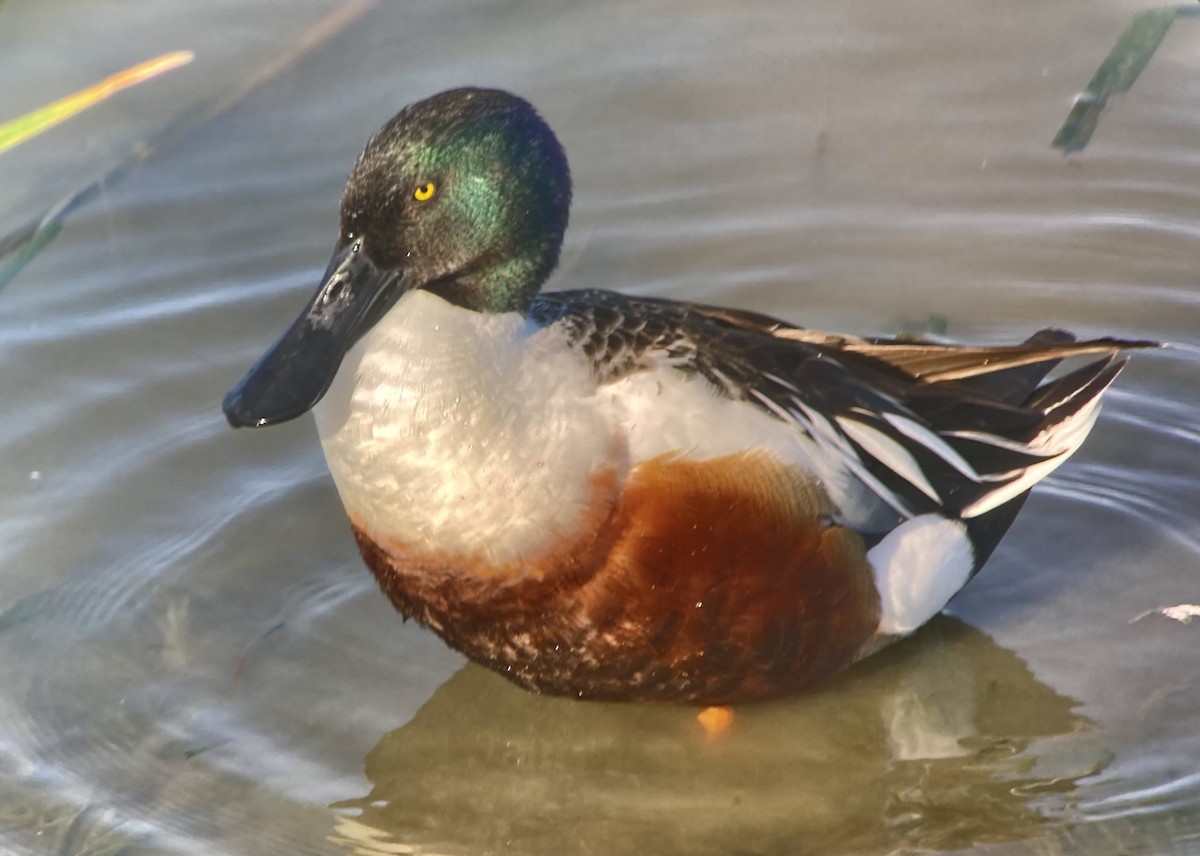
[[413, 182, 436, 202]]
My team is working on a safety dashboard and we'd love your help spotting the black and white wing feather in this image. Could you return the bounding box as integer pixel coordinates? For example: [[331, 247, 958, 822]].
[[530, 288, 1155, 527]]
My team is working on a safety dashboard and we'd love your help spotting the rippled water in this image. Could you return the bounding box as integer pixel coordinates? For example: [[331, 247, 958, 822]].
[[2, 0, 1199, 853]]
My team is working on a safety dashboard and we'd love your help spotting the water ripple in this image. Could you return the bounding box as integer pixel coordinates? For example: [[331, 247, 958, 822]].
[[2, 0, 1199, 852]]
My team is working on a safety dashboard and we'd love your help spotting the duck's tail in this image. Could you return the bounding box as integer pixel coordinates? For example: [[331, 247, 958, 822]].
[[858, 331, 1157, 636], [905, 334, 1151, 524], [772, 326, 1157, 531]]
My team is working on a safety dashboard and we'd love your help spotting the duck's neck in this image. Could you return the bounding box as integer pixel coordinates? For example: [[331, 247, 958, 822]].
[[312, 290, 616, 570], [423, 235, 560, 315]]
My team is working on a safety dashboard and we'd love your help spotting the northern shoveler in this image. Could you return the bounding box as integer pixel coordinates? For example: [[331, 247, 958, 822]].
[[223, 88, 1155, 705]]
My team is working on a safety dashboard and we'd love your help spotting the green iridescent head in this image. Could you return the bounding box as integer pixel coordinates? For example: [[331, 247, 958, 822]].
[[222, 88, 572, 428], [342, 87, 572, 314]]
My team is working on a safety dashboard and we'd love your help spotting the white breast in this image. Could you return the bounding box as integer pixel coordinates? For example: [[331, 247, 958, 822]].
[[313, 290, 617, 566]]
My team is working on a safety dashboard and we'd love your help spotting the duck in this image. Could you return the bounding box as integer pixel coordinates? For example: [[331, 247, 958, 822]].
[[222, 87, 1155, 705]]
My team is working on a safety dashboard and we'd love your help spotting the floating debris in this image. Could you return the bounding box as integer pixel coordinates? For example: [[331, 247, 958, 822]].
[[1131, 603, 1200, 624], [229, 619, 288, 690], [886, 313, 950, 342], [183, 737, 232, 759]]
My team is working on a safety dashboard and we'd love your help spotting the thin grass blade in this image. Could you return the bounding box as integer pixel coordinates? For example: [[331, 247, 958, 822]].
[[0, 0, 378, 295], [0, 51, 193, 155], [1053, 4, 1200, 152]]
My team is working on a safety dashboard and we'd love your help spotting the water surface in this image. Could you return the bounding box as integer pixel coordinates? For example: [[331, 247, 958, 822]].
[[2, 1, 1199, 854]]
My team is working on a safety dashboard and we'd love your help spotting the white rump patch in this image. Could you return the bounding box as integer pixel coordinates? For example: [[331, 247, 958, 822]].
[[1131, 604, 1200, 625], [869, 514, 975, 636]]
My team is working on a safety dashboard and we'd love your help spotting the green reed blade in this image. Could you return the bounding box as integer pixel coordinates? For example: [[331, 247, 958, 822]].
[[0, 0, 378, 296], [1053, 4, 1200, 152]]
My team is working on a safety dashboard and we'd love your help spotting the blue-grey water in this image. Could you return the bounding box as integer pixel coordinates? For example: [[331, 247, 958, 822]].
[[2, 1, 1199, 854]]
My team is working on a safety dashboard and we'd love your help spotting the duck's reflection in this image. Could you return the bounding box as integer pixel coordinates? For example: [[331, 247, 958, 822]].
[[329, 617, 1104, 855]]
